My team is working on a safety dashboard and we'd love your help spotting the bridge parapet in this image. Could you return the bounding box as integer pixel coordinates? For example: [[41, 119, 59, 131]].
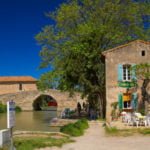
[[0, 90, 85, 111]]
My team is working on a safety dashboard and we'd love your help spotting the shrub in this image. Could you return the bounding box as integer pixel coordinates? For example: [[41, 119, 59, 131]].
[[60, 119, 89, 137], [139, 108, 145, 116], [60, 123, 83, 136], [15, 106, 22, 112], [74, 119, 89, 130], [80, 118, 89, 129], [0, 102, 22, 113], [0, 103, 7, 113]]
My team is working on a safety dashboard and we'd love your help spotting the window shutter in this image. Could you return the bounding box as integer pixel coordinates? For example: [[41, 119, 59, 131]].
[[118, 64, 123, 81], [118, 93, 123, 110], [131, 64, 137, 81], [132, 93, 138, 110]]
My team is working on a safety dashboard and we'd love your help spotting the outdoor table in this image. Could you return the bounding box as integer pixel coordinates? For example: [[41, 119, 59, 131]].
[[138, 115, 146, 126]]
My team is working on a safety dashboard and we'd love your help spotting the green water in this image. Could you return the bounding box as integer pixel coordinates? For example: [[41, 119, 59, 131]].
[[0, 111, 60, 132]]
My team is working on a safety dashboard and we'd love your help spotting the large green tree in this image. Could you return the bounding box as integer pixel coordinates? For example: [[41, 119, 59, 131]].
[[36, 0, 150, 118], [132, 63, 150, 113]]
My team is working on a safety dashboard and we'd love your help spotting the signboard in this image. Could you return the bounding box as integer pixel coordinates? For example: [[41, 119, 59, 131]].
[[0, 129, 11, 147], [118, 81, 137, 88], [7, 101, 15, 129]]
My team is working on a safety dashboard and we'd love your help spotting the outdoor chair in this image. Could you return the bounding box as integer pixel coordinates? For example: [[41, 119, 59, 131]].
[[124, 113, 139, 127], [131, 115, 139, 127], [121, 111, 127, 122], [124, 113, 133, 125], [134, 112, 142, 117], [145, 114, 150, 126], [133, 112, 146, 126]]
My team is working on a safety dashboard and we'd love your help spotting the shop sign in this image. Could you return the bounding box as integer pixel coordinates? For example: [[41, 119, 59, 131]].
[[118, 81, 137, 88]]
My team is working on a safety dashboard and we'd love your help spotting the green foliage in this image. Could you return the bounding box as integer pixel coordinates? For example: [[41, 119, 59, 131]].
[[74, 119, 89, 130], [0, 147, 8, 150], [111, 102, 119, 120], [0, 102, 7, 113], [36, 0, 150, 117], [106, 126, 150, 136], [60, 119, 89, 137], [60, 123, 84, 136], [0, 102, 22, 113], [14, 136, 73, 150], [105, 126, 119, 134], [15, 106, 22, 112], [132, 63, 150, 103], [139, 128, 150, 135], [105, 127, 136, 136], [111, 102, 118, 110], [132, 63, 150, 80]]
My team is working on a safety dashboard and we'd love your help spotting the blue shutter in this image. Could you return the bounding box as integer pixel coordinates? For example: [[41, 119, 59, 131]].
[[132, 93, 138, 110], [118, 64, 123, 81], [131, 64, 137, 81], [118, 93, 123, 110]]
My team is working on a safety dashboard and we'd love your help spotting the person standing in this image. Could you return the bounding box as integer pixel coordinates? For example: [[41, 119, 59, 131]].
[[77, 102, 81, 116]]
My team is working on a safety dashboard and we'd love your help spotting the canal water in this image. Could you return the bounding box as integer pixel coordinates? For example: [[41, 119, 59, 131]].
[[0, 111, 60, 132]]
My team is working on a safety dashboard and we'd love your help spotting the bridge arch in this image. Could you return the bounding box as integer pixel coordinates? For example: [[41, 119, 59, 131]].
[[32, 94, 57, 111]]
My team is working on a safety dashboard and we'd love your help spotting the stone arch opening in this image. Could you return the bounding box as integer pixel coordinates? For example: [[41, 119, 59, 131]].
[[33, 94, 57, 111]]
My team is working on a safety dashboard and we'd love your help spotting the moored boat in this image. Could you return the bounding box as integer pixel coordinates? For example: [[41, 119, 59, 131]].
[[41, 101, 57, 111]]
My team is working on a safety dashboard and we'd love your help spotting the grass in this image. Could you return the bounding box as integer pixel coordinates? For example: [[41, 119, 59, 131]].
[[0, 147, 8, 150], [14, 136, 73, 150], [60, 118, 89, 137], [138, 128, 150, 135], [0, 133, 73, 150], [105, 126, 150, 136]]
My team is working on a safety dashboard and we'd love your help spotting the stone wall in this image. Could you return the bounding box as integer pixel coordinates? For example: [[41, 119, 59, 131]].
[[104, 41, 150, 122], [0, 82, 37, 95]]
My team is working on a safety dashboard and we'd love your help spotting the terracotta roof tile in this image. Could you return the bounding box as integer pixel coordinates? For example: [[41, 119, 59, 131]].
[[0, 76, 37, 82]]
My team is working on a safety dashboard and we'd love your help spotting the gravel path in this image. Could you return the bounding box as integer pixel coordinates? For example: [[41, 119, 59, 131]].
[[39, 121, 150, 150]]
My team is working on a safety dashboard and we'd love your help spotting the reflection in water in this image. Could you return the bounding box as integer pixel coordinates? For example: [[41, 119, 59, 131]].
[[0, 111, 59, 132]]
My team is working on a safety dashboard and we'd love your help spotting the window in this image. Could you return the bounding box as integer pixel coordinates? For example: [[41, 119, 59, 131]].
[[118, 64, 136, 82], [19, 83, 22, 91], [141, 50, 145, 56], [118, 93, 131, 109], [123, 64, 131, 81], [118, 93, 138, 110], [124, 101, 131, 109], [123, 93, 131, 109]]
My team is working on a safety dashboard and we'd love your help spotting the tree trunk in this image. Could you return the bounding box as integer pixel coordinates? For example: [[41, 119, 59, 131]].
[[97, 92, 106, 119], [142, 79, 150, 114]]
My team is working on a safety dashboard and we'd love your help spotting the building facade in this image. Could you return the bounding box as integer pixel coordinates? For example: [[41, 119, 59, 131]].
[[102, 40, 150, 123], [0, 76, 37, 95]]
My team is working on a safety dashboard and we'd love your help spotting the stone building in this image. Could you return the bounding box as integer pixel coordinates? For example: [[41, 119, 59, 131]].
[[0, 76, 37, 95], [102, 40, 150, 122]]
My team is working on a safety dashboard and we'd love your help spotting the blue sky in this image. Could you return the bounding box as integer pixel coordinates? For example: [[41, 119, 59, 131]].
[[0, 0, 65, 79], [0, 0, 149, 79]]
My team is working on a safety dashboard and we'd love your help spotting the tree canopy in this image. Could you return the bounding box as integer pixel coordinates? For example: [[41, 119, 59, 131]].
[[132, 63, 150, 104], [133, 63, 150, 80], [36, 0, 150, 117]]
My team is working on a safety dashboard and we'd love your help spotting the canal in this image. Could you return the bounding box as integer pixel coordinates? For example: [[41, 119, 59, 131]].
[[0, 111, 60, 132]]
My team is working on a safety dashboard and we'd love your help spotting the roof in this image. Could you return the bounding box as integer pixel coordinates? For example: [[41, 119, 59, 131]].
[[102, 40, 150, 56], [0, 76, 37, 83]]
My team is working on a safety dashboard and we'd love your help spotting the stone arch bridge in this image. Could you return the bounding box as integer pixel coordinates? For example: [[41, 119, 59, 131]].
[[0, 90, 85, 112]]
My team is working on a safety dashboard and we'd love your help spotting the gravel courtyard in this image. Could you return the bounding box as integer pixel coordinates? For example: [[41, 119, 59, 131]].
[[39, 121, 150, 150]]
